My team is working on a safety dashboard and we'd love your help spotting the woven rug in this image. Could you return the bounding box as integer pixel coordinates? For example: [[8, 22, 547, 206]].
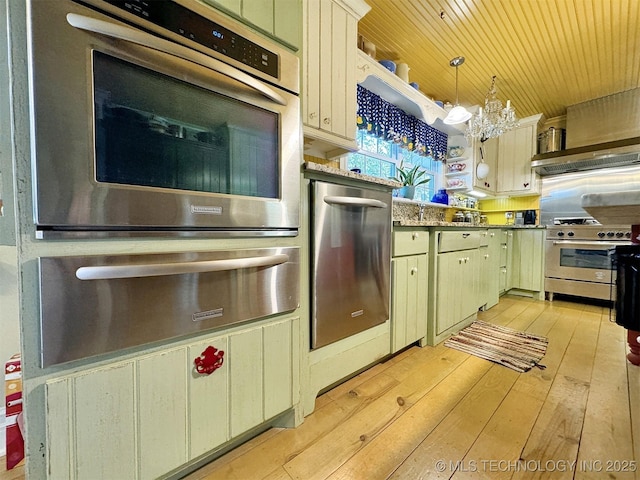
[[444, 320, 549, 373]]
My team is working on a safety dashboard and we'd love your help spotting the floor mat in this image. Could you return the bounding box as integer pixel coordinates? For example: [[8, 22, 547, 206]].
[[444, 320, 549, 373]]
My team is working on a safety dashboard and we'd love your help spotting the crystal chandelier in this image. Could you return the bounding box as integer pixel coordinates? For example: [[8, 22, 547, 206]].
[[466, 76, 518, 142]]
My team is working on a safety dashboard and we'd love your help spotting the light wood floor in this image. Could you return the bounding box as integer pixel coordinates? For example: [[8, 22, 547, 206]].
[[2, 295, 638, 480], [186, 295, 640, 480]]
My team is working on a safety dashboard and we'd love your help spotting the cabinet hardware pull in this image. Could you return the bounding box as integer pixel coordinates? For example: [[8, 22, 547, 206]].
[[66, 14, 287, 106], [323, 117, 331, 125], [309, 112, 317, 119], [462, 233, 471, 238], [194, 346, 225, 375], [412, 232, 419, 240], [76, 253, 289, 280], [410, 267, 418, 275]]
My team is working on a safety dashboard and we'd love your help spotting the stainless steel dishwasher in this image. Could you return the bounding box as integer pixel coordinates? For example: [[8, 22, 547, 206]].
[[311, 180, 392, 349]]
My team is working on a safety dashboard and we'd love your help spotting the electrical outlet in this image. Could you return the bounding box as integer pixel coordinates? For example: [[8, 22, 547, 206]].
[[505, 211, 513, 219]]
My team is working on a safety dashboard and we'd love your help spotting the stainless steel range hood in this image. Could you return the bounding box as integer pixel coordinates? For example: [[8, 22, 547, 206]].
[[532, 88, 640, 176], [532, 136, 640, 176]]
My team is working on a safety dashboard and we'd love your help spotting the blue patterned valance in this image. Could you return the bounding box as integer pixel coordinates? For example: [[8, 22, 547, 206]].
[[356, 85, 448, 160]]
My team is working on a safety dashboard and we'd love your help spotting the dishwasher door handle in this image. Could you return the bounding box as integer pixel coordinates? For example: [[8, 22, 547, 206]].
[[323, 196, 388, 208], [76, 254, 290, 280]]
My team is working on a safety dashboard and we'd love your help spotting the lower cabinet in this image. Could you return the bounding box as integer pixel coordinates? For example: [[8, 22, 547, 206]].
[[391, 229, 429, 353], [510, 229, 546, 297], [45, 316, 299, 479], [428, 230, 481, 345]]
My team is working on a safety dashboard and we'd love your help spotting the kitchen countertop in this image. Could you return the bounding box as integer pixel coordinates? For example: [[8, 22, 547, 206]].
[[393, 220, 546, 229], [303, 162, 401, 189]]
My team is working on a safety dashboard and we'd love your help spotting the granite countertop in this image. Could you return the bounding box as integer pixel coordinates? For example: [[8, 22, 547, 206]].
[[393, 219, 546, 229], [303, 162, 401, 189]]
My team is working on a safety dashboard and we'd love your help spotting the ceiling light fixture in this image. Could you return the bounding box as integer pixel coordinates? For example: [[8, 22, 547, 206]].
[[443, 56, 472, 125], [466, 75, 518, 142]]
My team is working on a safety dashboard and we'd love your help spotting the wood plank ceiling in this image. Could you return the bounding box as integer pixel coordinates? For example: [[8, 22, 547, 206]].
[[357, 0, 640, 122]]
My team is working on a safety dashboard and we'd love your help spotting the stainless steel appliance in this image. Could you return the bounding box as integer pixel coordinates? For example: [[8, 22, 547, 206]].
[[532, 88, 640, 176], [311, 181, 391, 349], [39, 247, 300, 367], [28, 0, 300, 237], [545, 219, 631, 301]]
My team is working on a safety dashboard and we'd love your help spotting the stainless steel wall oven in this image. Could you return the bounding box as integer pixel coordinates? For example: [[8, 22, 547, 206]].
[[27, 0, 300, 237]]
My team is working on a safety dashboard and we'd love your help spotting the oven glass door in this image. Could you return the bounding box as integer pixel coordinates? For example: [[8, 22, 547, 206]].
[[29, 0, 300, 234], [95, 52, 279, 199], [546, 240, 619, 283]]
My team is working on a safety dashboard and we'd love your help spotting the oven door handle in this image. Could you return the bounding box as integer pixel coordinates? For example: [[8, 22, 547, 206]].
[[66, 13, 287, 106], [323, 196, 388, 208], [551, 240, 625, 247], [75, 253, 289, 280]]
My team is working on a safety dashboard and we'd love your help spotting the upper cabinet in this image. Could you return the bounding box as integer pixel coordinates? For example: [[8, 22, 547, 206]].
[[302, 0, 371, 156], [496, 114, 544, 195], [202, 0, 301, 50]]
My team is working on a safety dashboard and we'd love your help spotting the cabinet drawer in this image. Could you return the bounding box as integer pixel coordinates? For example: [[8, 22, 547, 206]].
[[438, 230, 481, 253], [393, 230, 429, 256]]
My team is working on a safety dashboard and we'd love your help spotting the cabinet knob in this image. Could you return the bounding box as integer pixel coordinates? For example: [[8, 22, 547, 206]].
[[309, 112, 317, 119], [194, 346, 225, 375], [410, 267, 418, 275], [323, 117, 331, 125], [412, 232, 419, 240]]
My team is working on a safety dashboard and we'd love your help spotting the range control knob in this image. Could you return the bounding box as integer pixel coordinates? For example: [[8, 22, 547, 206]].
[[626, 232, 632, 238], [607, 231, 615, 237], [616, 231, 624, 238], [557, 231, 565, 237], [598, 231, 606, 238], [567, 231, 575, 237]]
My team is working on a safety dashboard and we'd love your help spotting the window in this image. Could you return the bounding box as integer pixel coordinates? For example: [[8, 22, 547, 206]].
[[346, 130, 443, 202]]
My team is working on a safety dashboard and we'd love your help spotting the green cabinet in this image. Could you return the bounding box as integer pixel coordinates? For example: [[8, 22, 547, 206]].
[[203, 0, 301, 49], [45, 317, 300, 479], [479, 229, 502, 310], [428, 230, 481, 345], [391, 229, 429, 353], [510, 229, 546, 299]]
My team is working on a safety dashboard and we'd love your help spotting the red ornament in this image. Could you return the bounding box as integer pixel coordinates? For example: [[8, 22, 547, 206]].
[[194, 346, 225, 375]]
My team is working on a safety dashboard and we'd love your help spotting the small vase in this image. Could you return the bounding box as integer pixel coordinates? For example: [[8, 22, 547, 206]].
[[399, 186, 415, 200], [396, 63, 410, 82]]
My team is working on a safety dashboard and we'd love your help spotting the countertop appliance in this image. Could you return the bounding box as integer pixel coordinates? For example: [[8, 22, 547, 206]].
[[545, 218, 631, 302], [28, 0, 300, 237], [311, 181, 391, 349]]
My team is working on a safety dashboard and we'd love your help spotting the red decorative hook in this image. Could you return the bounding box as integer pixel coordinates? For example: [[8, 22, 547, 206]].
[[194, 346, 225, 375]]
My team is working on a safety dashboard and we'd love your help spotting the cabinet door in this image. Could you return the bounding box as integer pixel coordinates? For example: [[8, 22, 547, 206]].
[[303, 0, 361, 143], [511, 229, 545, 291], [138, 349, 189, 479], [188, 336, 230, 459], [473, 137, 498, 194], [461, 249, 480, 320], [46, 363, 137, 479], [391, 255, 428, 352], [496, 116, 541, 195], [436, 251, 462, 335]]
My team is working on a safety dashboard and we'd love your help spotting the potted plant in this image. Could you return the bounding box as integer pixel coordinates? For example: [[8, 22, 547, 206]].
[[389, 161, 430, 199]]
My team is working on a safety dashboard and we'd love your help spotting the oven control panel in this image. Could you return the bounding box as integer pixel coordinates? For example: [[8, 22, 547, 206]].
[[101, 0, 279, 79]]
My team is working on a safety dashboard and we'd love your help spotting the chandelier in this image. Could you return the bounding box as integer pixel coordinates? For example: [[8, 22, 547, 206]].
[[466, 76, 518, 142]]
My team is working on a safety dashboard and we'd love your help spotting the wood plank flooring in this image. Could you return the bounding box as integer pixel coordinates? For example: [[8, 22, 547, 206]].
[[1, 295, 638, 480], [186, 295, 640, 480]]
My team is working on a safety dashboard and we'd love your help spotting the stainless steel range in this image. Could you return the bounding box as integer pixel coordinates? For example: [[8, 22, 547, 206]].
[[545, 217, 631, 301]]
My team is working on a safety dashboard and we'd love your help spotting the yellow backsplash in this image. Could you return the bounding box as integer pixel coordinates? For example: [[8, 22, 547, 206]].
[[478, 195, 540, 225]]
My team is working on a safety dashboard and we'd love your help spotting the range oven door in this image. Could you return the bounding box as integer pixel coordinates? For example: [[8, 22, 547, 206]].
[[545, 240, 620, 284], [28, 0, 300, 236]]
